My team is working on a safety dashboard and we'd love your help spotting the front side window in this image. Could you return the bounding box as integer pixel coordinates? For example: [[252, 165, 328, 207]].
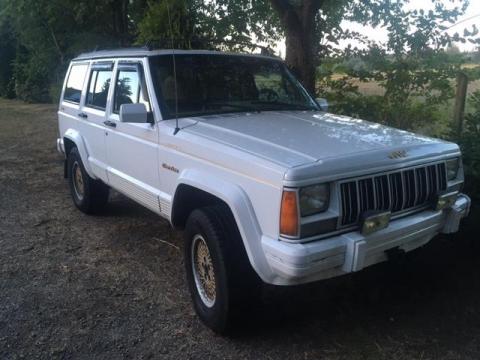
[[113, 65, 151, 113], [149, 54, 318, 119], [86, 64, 112, 110], [63, 64, 88, 103]]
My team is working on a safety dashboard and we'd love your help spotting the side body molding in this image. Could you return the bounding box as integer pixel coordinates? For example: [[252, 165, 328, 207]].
[[174, 169, 273, 282], [63, 128, 96, 179]]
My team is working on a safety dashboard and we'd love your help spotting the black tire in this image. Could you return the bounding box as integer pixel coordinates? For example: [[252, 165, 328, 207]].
[[184, 205, 262, 334], [67, 147, 109, 214]]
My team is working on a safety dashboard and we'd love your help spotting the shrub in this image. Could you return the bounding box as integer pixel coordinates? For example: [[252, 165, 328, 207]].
[[457, 91, 480, 199]]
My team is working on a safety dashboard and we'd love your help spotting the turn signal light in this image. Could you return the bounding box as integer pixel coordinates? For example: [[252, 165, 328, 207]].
[[280, 190, 299, 237]]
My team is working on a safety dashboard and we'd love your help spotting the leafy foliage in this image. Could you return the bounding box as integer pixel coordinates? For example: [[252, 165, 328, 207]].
[[0, 0, 144, 102], [318, 51, 465, 132], [317, 1, 478, 132], [135, 0, 282, 53], [313, 0, 480, 199], [457, 91, 480, 199], [136, 0, 198, 48], [0, 9, 16, 98]]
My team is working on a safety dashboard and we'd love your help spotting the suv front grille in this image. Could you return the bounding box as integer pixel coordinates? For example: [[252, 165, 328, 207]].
[[340, 162, 447, 227]]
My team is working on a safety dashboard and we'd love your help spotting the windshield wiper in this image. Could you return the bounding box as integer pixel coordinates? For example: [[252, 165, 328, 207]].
[[252, 101, 317, 111], [207, 102, 260, 113]]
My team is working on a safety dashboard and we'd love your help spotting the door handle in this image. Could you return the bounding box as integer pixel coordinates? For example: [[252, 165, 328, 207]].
[[103, 120, 117, 128], [78, 112, 88, 119]]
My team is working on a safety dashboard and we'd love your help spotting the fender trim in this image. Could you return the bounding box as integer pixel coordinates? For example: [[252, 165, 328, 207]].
[[63, 129, 96, 179], [174, 169, 273, 283]]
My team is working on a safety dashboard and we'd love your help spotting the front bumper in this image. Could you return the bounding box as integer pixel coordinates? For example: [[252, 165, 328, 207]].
[[262, 194, 471, 285]]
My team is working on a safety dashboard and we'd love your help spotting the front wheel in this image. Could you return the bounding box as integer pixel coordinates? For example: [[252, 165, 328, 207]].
[[184, 205, 261, 334]]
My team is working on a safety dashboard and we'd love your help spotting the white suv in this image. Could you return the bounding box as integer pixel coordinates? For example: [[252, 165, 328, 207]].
[[57, 48, 470, 333]]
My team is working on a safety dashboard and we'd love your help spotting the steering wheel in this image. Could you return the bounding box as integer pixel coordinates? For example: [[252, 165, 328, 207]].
[[258, 88, 279, 102]]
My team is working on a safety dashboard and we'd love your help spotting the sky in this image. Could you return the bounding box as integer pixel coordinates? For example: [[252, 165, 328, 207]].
[[275, 0, 480, 56]]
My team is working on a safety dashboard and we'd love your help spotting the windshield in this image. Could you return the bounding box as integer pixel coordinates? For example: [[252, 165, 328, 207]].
[[149, 54, 319, 119]]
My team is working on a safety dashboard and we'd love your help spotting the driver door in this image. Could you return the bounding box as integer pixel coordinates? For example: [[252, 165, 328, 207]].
[[104, 60, 161, 213]]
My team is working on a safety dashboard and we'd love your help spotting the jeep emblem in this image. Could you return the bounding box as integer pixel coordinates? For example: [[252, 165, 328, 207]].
[[388, 150, 407, 159]]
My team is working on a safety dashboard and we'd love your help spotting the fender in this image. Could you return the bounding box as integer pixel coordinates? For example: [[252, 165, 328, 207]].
[[175, 169, 273, 283], [63, 129, 96, 179]]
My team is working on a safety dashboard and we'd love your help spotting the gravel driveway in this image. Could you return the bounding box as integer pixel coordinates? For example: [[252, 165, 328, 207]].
[[1, 98, 479, 359]]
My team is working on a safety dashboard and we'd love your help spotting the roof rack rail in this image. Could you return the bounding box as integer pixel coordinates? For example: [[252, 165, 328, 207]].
[[73, 43, 279, 61], [90, 45, 151, 53], [143, 37, 277, 57]]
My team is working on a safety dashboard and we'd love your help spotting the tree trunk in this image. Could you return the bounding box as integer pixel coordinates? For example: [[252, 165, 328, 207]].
[[111, 0, 130, 46], [120, 0, 129, 45], [284, 25, 315, 94], [453, 72, 469, 136], [270, 0, 321, 95]]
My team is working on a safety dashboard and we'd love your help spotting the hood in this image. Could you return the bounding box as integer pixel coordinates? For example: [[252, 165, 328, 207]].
[[183, 111, 458, 174]]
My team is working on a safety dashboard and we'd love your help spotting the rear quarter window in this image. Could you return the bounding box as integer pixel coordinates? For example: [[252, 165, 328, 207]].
[[63, 64, 88, 104]]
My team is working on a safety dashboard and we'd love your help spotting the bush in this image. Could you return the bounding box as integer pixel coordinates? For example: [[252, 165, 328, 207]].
[[13, 47, 56, 103], [457, 91, 480, 200], [318, 75, 451, 136]]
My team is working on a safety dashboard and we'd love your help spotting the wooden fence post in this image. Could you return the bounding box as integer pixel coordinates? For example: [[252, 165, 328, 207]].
[[453, 71, 469, 136]]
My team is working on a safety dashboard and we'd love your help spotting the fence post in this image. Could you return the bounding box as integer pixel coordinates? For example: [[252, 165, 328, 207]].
[[453, 71, 469, 136]]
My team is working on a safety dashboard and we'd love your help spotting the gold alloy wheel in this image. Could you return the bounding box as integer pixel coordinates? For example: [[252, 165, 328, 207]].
[[191, 234, 216, 307], [72, 161, 85, 200]]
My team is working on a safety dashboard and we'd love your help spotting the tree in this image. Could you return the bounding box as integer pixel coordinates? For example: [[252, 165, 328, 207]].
[[317, 1, 479, 131], [136, 0, 201, 48], [269, 0, 322, 93], [458, 90, 480, 198], [1, 0, 149, 101], [135, 0, 344, 93], [0, 2, 16, 98], [1, 0, 478, 102], [135, 0, 472, 95]]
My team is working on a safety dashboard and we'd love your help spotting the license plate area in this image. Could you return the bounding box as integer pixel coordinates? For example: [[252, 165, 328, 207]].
[[361, 211, 391, 236]]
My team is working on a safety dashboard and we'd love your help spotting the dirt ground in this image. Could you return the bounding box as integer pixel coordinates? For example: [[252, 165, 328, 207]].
[[1, 98, 480, 360]]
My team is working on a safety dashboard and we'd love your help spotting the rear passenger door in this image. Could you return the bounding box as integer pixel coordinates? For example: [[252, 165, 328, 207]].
[[78, 61, 114, 182], [104, 60, 161, 213]]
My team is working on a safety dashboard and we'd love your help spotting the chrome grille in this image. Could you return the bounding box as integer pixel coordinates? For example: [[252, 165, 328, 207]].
[[340, 162, 447, 227]]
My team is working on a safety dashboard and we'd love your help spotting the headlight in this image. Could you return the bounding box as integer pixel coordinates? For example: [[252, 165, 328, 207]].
[[446, 158, 460, 181], [299, 184, 329, 216]]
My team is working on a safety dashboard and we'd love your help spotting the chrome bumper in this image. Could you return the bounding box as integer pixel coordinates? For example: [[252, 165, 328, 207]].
[[262, 194, 471, 286]]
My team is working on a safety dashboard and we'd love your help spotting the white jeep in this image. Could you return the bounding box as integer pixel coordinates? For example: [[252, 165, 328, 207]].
[[57, 48, 470, 333]]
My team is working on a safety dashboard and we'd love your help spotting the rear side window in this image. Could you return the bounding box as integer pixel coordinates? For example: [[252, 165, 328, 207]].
[[86, 64, 113, 110], [63, 64, 88, 103]]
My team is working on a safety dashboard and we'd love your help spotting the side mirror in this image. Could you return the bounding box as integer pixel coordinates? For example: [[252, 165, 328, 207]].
[[119, 103, 148, 123], [316, 98, 329, 112]]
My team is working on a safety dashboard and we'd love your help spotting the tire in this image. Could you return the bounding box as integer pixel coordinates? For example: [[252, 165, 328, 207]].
[[67, 147, 109, 214], [184, 205, 262, 334]]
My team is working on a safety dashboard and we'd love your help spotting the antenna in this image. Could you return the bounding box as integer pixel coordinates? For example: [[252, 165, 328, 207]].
[[165, 2, 180, 135]]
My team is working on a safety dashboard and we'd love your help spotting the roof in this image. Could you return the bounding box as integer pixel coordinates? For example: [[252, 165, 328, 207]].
[[73, 48, 280, 61]]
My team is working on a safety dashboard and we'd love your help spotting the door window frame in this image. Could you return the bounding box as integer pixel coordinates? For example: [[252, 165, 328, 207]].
[[109, 59, 154, 123], [84, 61, 114, 112]]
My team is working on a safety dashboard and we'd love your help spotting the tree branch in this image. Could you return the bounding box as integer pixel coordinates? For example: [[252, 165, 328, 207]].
[[48, 24, 64, 64], [33, 2, 64, 64]]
